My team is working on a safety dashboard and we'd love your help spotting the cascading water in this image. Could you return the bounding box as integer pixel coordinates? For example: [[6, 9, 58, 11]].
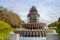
[[19, 30, 47, 40]]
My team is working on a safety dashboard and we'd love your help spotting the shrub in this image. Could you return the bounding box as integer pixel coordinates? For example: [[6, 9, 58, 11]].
[[0, 21, 12, 40], [57, 22, 60, 38]]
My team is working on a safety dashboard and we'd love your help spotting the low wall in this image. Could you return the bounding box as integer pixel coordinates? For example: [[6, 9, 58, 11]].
[[46, 33, 59, 40], [9, 32, 20, 40]]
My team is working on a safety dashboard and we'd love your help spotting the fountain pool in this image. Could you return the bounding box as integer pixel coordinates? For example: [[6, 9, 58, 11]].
[[20, 37, 46, 40]]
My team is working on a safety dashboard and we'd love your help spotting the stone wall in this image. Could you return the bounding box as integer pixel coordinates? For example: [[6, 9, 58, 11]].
[[46, 33, 59, 40], [9, 32, 20, 40]]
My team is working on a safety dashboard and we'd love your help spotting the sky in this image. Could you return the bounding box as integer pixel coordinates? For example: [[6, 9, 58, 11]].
[[0, 0, 60, 24]]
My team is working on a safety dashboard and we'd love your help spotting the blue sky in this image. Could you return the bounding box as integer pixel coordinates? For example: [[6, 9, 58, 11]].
[[0, 0, 60, 24]]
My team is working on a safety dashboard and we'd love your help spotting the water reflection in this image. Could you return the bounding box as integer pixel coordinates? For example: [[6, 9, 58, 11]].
[[20, 37, 46, 40]]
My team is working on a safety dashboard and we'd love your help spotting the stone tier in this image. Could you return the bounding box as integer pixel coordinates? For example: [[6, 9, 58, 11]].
[[21, 23, 46, 29], [14, 29, 48, 37]]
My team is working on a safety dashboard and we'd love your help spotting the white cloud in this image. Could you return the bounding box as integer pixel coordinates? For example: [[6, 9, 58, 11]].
[[40, 13, 52, 21]]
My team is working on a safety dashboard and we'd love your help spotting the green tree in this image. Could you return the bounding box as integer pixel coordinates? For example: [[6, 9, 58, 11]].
[[48, 21, 57, 27], [48, 17, 60, 27], [0, 21, 12, 40], [58, 17, 60, 22]]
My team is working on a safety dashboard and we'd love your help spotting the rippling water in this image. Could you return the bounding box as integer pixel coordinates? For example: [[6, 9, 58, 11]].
[[20, 37, 46, 40]]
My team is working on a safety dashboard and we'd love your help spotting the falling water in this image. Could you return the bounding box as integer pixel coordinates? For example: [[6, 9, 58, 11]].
[[19, 29, 47, 40]]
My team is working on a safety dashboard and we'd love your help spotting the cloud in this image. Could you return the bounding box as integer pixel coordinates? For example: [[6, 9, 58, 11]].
[[40, 13, 52, 21]]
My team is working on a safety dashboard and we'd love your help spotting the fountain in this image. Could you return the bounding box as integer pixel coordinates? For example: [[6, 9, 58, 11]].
[[14, 6, 47, 40], [9, 6, 59, 40]]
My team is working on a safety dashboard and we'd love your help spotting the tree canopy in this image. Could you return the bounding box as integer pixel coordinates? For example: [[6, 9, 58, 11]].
[[0, 7, 24, 28]]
